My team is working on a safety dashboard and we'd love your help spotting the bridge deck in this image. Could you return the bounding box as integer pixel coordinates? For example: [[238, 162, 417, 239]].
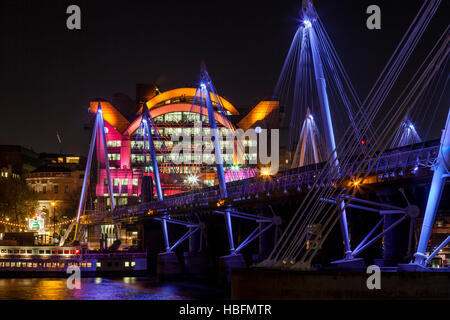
[[81, 140, 440, 224]]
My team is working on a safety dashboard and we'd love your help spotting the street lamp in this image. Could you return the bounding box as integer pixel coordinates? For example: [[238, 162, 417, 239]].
[[51, 202, 56, 245]]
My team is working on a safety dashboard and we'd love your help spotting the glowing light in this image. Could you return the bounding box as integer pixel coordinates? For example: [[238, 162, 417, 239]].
[[51, 202, 56, 207], [361, 140, 367, 145], [200, 83, 206, 90], [351, 180, 362, 187], [186, 175, 199, 185], [308, 114, 314, 121], [304, 19, 312, 28], [409, 123, 415, 130], [231, 165, 240, 172], [255, 126, 262, 134], [260, 168, 271, 176]]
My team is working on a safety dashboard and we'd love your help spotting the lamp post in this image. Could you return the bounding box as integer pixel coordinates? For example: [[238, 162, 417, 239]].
[[51, 202, 56, 245]]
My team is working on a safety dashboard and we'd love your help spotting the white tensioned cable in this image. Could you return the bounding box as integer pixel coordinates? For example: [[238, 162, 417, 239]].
[[289, 30, 449, 263], [271, 0, 442, 262]]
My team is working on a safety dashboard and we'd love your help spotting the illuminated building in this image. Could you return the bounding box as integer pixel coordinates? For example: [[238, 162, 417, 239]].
[[89, 85, 279, 210], [25, 155, 85, 240]]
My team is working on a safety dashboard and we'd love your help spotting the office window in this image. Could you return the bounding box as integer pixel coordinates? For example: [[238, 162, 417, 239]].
[[66, 157, 80, 164], [107, 140, 121, 147], [108, 153, 120, 161]]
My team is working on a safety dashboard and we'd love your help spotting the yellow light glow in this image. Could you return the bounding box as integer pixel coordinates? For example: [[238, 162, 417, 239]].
[[260, 168, 271, 176], [351, 180, 362, 187], [237, 100, 279, 131], [51, 202, 56, 207], [142, 88, 239, 115]]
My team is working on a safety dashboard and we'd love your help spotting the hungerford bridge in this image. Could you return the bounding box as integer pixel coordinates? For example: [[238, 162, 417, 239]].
[[62, 0, 449, 288]]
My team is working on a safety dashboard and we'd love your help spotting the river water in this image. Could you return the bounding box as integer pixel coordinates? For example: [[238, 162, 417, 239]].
[[0, 277, 223, 300]]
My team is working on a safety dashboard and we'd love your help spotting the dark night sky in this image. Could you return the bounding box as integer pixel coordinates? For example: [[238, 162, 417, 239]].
[[0, 0, 448, 156]]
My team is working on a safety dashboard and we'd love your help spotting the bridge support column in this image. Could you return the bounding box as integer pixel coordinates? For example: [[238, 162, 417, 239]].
[[184, 222, 209, 279], [304, 7, 352, 261], [401, 107, 450, 271], [219, 208, 248, 287], [258, 210, 275, 261], [224, 208, 236, 255], [157, 252, 183, 281]]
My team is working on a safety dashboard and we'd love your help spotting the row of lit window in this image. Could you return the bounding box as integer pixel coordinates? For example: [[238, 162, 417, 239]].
[[129, 139, 256, 151], [108, 153, 121, 161], [103, 178, 139, 186], [105, 198, 130, 206], [32, 184, 71, 194], [0, 249, 80, 255], [1, 171, 20, 179], [0, 262, 92, 268], [107, 141, 121, 147]]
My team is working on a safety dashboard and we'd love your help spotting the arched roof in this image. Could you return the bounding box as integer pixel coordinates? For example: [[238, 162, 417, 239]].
[[138, 88, 239, 116], [89, 101, 130, 133], [125, 103, 234, 136]]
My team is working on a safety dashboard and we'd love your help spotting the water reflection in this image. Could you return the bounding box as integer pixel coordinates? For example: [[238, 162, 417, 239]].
[[0, 277, 221, 300]]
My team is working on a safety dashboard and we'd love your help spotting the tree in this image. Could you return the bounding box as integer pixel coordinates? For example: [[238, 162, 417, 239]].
[[0, 177, 38, 231]]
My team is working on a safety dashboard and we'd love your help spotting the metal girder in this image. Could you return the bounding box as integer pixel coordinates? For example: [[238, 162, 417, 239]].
[[215, 209, 280, 255], [154, 217, 203, 252]]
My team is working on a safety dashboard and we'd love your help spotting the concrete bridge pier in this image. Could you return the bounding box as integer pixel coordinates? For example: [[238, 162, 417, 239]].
[[156, 251, 183, 281], [184, 222, 209, 279], [218, 208, 247, 288], [258, 210, 278, 262], [156, 218, 183, 281]]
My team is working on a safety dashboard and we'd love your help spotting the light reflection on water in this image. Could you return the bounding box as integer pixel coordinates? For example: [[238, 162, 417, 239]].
[[0, 277, 221, 300]]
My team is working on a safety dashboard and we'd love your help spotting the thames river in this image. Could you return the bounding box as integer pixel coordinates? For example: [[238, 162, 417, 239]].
[[0, 277, 223, 300]]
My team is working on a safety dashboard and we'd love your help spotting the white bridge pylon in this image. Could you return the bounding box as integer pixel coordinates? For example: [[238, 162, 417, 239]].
[[73, 102, 116, 243]]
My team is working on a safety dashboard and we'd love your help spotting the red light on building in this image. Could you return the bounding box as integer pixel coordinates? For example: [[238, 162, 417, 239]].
[[361, 140, 367, 145], [75, 249, 80, 254]]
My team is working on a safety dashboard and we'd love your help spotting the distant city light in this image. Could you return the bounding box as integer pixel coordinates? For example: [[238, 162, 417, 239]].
[[304, 19, 312, 28]]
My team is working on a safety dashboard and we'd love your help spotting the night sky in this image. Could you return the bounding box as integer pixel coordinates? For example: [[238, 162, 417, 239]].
[[0, 0, 448, 156]]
